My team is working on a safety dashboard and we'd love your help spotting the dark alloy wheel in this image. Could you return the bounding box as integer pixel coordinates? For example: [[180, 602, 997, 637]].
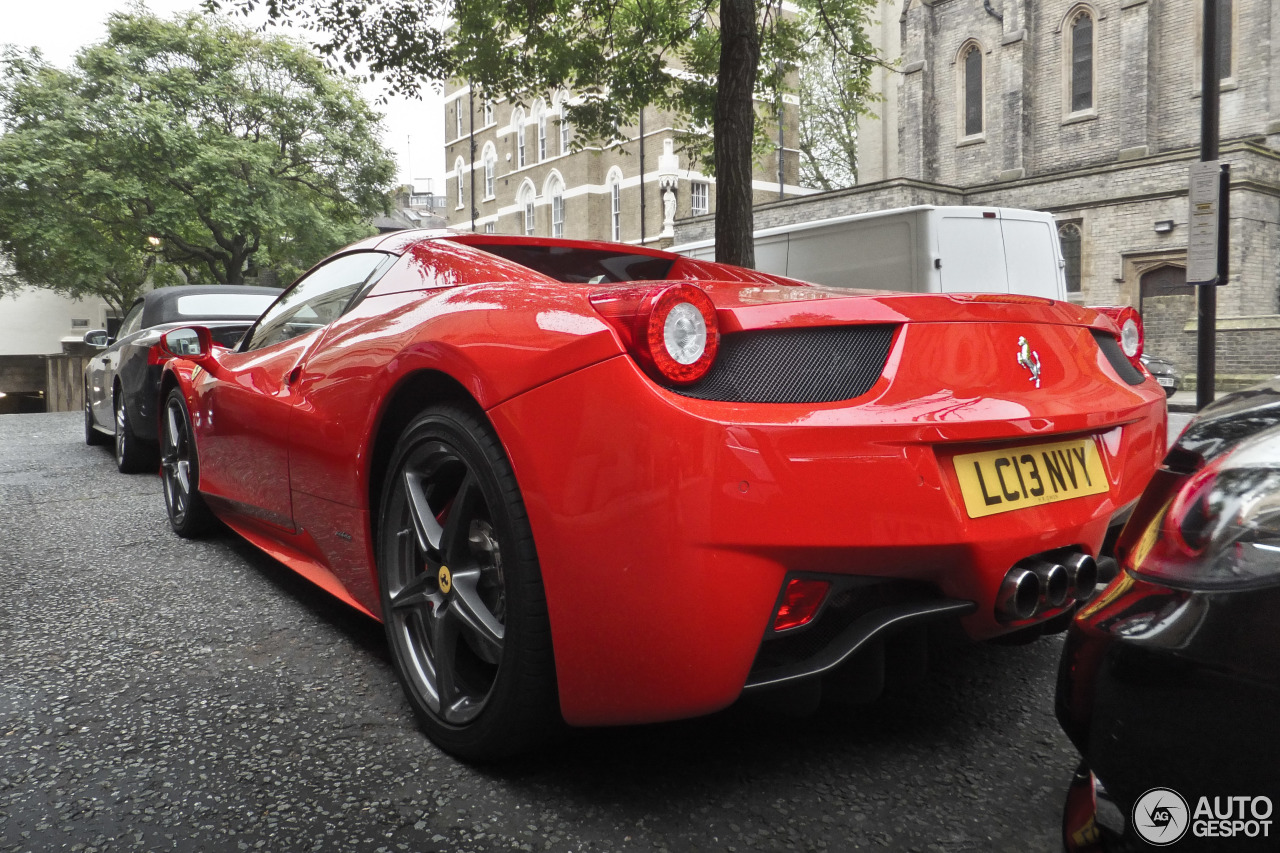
[[84, 385, 107, 447], [160, 388, 213, 537], [114, 390, 156, 473], [377, 405, 558, 760]]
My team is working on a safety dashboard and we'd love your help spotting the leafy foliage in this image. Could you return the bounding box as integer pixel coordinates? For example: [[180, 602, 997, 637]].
[[207, 0, 883, 267], [0, 11, 396, 312], [796, 9, 883, 191]]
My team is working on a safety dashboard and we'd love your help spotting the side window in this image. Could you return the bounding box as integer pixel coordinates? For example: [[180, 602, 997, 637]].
[[244, 253, 393, 351], [116, 302, 146, 340]]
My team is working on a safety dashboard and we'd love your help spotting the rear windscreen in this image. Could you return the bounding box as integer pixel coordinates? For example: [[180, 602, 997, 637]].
[[175, 293, 277, 319], [470, 243, 675, 283]]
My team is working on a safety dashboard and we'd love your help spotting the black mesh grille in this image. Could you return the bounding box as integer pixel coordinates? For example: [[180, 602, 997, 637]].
[[674, 325, 897, 404], [1091, 329, 1145, 386]]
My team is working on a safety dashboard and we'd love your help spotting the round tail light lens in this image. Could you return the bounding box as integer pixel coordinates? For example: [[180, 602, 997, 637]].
[[663, 303, 707, 364], [590, 282, 720, 386], [1093, 305, 1145, 367], [1120, 316, 1141, 358], [647, 286, 718, 384]]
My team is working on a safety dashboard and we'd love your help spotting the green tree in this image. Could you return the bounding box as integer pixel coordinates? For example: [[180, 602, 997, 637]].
[[796, 18, 882, 191], [208, 0, 881, 268], [0, 10, 396, 312]]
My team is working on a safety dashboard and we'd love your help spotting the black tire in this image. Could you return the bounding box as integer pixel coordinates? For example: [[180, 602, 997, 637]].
[[159, 388, 214, 538], [114, 389, 157, 473], [84, 385, 107, 446], [376, 405, 558, 760]]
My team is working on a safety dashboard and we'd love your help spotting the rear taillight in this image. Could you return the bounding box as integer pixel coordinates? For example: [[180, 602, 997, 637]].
[[590, 283, 719, 385], [1093, 305, 1143, 367]]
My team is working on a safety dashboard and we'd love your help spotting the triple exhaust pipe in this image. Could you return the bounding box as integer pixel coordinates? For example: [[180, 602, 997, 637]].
[[997, 551, 1098, 622]]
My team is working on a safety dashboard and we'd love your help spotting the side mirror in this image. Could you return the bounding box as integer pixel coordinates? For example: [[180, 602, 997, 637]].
[[83, 330, 109, 348], [159, 327, 215, 364]]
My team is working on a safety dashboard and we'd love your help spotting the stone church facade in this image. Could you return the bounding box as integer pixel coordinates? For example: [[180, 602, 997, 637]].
[[676, 0, 1280, 386]]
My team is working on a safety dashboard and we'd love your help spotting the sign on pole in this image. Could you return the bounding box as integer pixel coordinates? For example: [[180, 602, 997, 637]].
[[1187, 160, 1222, 285]]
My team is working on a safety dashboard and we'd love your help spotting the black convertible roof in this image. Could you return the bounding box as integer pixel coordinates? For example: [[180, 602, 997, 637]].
[[137, 285, 282, 328]]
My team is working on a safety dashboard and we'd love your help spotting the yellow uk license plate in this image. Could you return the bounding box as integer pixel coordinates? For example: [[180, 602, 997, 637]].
[[953, 438, 1109, 519]]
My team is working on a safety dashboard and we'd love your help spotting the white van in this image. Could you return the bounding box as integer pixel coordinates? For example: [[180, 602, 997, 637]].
[[671, 205, 1069, 301]]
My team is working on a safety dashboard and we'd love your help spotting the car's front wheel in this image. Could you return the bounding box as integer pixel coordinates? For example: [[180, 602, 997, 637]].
[[160, 388, 214, 537], [376, 405, 558, 760], [114, 391, 156, 473]]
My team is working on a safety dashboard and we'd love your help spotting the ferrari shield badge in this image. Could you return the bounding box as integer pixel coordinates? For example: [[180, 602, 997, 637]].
[[1017, 336, 1042, 388]]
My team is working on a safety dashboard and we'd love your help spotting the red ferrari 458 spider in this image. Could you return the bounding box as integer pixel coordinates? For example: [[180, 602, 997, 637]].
[[156, 231, 1167, 758]]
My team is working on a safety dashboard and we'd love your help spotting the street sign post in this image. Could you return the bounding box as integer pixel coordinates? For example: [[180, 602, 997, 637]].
[[1187, 160, 1222, 285]]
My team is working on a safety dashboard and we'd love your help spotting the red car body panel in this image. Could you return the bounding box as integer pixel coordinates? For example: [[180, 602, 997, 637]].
[[162, 232, 1167, 728]]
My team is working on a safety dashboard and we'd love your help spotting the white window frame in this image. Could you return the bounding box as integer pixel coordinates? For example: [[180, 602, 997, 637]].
[[513, 108, 526, 168], [534, 99, 548, 162], [519, 181, 537, 236], [546, 173, 565, 238], [691, 181, 709, 216], [454, 157, 466, 209], [608, 171, 622, 242], [482, 143, 496, 200]]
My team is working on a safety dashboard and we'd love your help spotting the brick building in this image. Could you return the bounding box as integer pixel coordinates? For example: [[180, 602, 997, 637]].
[[442, 82, 814, 246], [677, 0, 1280, 386]]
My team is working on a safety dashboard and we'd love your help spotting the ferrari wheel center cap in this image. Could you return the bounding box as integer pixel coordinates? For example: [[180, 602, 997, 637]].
[[438, 565, 452, 594]]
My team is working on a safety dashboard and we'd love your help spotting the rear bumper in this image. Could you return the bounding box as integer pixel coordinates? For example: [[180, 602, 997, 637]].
[[493, 354, 1166, 726]]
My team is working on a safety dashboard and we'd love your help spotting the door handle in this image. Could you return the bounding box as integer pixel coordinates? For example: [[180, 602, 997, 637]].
[[286, 366, 302, 385]]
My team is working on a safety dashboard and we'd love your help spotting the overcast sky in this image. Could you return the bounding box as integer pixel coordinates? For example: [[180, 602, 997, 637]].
[[3, 0, 446, 194]]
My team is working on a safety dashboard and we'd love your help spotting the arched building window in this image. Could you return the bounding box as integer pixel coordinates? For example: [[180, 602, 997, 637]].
[[512, 108, 526, 168], [534, 99, 548, 162], [1070, 12, 1094, 112], [959, 41, 984, 138], [556, 93, 571, 155], [607, 168, 623, 242], [546, 172, 565, 238], [1216, 0, 1234, 80], [1059, 222, 1082, 294], [519, 181, 536, 236], [482, 143, 496, 199]]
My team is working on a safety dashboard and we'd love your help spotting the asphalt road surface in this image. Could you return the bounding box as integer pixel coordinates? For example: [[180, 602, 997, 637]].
[[2, 411, 1150, 852]]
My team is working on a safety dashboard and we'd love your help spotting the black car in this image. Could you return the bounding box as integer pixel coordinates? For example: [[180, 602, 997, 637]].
[[1056, 377, 1280, 851], [84, 285, 281, 472], [1140, 352, 1182, 398]]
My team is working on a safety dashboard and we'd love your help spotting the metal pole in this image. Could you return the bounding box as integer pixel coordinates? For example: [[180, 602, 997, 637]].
[[777, 100, 785, 200], [468, 84, 478, 233], [639, 108, 647, 244], [1196, 0, 1219, 410]]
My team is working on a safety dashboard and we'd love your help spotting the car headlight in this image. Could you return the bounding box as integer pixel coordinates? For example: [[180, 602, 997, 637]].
[[1132, 428, 1280, 590]]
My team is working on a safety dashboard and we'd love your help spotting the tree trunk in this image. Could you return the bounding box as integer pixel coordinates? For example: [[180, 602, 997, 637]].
[[713, 0, 760, 269]]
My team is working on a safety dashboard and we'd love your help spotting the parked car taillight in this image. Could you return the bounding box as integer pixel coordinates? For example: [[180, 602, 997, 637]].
[[1129, 430, 1280, 590], [1093, 305, 1144, 369], [589, 283, 720, 385]]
